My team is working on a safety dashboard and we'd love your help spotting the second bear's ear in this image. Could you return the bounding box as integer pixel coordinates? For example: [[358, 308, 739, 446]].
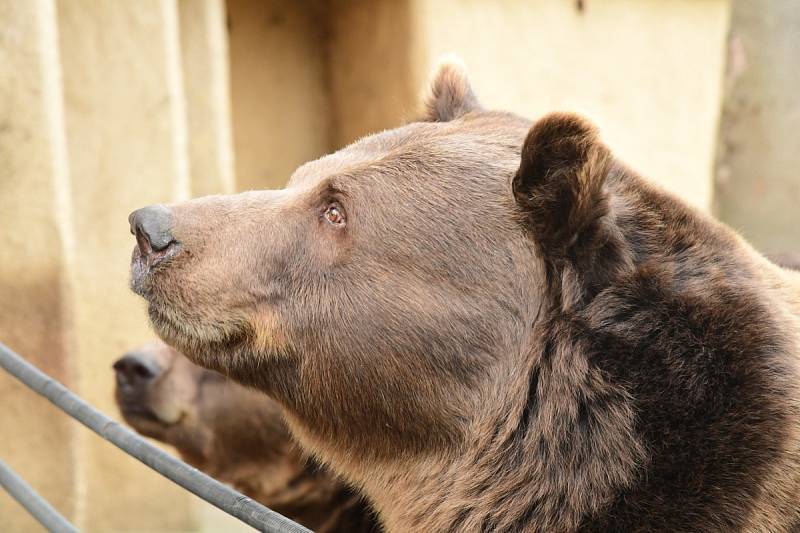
[[422, 57, 481, 122], [512, 112, 613, 262]]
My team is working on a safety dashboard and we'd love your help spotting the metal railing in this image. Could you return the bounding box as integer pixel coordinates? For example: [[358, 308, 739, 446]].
[[0, 458, 78, 533], [0, 342, 312, 533]]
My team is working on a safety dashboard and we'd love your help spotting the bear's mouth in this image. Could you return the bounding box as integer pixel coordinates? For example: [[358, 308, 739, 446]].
[[118, 402, 162, 425], [130, 242, 181, 297], [118, 399, 189, 432]]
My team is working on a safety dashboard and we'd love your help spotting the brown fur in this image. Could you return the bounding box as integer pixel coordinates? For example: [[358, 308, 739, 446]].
[[129, 60, 800, 531], [114, 341, 379, 532]]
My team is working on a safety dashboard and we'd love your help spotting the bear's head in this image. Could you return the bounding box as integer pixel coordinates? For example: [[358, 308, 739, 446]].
[[130, 61, 612, 456], [113, 340, 287, 468], [129, 60, 799, 531]]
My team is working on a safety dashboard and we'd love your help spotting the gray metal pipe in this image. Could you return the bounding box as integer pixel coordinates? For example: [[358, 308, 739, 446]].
[[0, 458, 78, 533]]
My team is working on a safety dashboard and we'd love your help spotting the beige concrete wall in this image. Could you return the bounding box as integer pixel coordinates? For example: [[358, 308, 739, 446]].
[[1, 0, 237, 530], [180, 0, 236, 197], [56, 0, 194, 529], [327, 0, 419, 148], [228, 0, 331, 191], [714, 0, 800, 254], [0, 1, 77, 530], [412, 0, 731, 212]]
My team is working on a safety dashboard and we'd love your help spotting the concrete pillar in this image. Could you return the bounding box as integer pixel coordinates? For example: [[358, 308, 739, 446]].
[[55, 0, 193, 529], [714, 0, 800, 254], [0, 1, 77, 530], [179, 0, 236, 197], [227, 0, 331, 190]]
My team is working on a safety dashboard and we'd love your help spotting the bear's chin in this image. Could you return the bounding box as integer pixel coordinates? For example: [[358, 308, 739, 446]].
[[146, 304, 252, 374], [122, 412, 172, 440]]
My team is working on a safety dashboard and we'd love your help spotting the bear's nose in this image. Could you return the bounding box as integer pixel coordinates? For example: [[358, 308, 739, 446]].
[[113, 352, 163, 391], [128, 204, 175, 254]]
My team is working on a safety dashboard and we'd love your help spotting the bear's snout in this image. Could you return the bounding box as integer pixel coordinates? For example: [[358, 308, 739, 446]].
[[114, 352, 161, 390], [113, 351, 163, 420]]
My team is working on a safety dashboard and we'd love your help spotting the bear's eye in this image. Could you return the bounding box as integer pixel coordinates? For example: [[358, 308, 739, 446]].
[[323, 204, 346, 227]]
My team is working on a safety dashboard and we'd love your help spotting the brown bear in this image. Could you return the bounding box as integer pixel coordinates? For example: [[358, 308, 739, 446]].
[[113, 340, 379, 532], [128, 61, 800, 532]]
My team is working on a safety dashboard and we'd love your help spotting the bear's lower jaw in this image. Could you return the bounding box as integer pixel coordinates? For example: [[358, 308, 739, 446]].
[[146, 301, 181, 342], [129, 243, 181, 298], [121, 411, 169, 438], [146, 303, 256, 378]]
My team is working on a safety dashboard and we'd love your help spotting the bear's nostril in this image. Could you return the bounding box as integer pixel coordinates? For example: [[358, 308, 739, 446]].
[[129, 204, 175, 253], [113, 353, 161, 387], [132, 362, 155, 379]]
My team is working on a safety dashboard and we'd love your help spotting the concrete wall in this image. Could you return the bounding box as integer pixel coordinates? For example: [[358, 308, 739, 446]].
[[6, 0, 798, 531], [714, 0, 800, 254], [413, 0, 731, 212], [230, 0, 733, 202], [327, 0, 419, 148], [180, 0, 236, 198], [0, 2, 78, 530], [57, 0, 194, 529], [0, 0, 234, 530], [227, 0, 331, 191]]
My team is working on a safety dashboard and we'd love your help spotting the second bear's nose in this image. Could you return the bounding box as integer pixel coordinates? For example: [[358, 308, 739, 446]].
[[129, 204, 175, 253], [113, 353, 162, 391]]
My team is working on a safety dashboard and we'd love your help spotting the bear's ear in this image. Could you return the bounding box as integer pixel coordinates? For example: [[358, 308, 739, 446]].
[[512, 112, 613, 262], [422, 56, 481, 122]]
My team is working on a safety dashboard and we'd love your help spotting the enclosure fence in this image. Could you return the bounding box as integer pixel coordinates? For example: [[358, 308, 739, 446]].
[[0, 342, 312, 533]]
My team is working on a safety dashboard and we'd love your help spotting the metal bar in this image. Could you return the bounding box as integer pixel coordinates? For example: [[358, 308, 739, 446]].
[[0, 342, 312, 533], [0, 458, 78, 533]]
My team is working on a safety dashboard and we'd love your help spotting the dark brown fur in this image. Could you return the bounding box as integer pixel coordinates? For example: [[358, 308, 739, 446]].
[[114, 341, 379, 532], [129, 61, 800, 531]]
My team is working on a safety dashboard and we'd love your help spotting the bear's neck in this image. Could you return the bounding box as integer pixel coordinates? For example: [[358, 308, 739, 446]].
[[282, 328, 644, 532]]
